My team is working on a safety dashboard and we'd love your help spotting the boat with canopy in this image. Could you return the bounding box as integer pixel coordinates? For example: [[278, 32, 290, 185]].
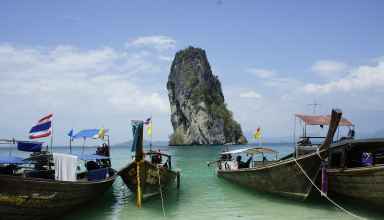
[[212, 109, 342, 200], [0, 127, 116, 220]]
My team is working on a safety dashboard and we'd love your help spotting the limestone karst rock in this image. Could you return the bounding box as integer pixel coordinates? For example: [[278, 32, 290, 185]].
[[167, 46, 247, 145]]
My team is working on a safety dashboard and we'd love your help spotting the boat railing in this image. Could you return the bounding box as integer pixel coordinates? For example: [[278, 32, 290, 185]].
[[252, 160, 277, 168]]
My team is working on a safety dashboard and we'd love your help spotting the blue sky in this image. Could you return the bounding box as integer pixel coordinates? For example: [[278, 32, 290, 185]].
[[1, 1, 384, 144]]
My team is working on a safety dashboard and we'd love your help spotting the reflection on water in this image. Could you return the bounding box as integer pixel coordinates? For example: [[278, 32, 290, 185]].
[[1, 144, 382, 219]]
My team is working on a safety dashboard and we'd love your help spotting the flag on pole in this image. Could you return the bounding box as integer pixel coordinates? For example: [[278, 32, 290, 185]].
[[67, 129, 74, 138], [147, 123, 152, 136], [144, 117, 152, 136], [253, 127, 261, 140], [29, 113, 53, 139], [98, 128, 106, 140]]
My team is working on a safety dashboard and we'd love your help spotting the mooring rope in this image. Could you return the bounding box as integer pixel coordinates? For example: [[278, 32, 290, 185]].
[[293, 158, 366, 220], [157, 166, 166, 217]]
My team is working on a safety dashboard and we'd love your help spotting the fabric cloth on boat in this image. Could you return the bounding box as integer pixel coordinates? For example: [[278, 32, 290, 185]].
[[0, 156, 26, 164], [87, 168, 108, 181], [17, 141, 43, 152], [72, 128, 108, 140], [361, 152, 373, 166], [53, 153, 78, 181]]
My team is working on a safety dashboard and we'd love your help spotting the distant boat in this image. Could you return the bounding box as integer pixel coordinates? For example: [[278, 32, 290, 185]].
[[118, 120, 180, 207], [0, 136, 117, 220], [213, 109, 342, 200], [327, 138, 384, 207]]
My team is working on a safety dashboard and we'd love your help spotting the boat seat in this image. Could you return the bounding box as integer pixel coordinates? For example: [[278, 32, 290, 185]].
[[87, 168, 108, 181]]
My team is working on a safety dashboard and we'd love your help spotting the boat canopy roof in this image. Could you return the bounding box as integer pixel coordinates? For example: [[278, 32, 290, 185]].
[[295, 114, 353, 126], [71, 153, 110, 160], [221, 147, 278, 155], [72, 129, 108, 140]]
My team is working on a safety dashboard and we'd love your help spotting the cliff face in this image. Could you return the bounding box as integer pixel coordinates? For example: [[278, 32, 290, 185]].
[[167, 46, 247, 145]]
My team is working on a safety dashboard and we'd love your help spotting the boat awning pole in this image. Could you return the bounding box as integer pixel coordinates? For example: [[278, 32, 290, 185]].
[[293, 115, 297, 158]]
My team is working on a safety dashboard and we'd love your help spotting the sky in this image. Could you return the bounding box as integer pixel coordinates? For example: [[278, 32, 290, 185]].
[[1, 0, 384, 145]]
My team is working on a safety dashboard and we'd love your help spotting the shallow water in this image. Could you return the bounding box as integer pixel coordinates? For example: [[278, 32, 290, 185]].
[[1, 144, 382, 219]]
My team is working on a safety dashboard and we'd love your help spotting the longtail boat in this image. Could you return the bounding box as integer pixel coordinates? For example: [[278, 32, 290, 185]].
[[118, 120, 180, 207], [214, 109, 342, 200], [0, 128, 117, 220], [327, 138, 384, 207]]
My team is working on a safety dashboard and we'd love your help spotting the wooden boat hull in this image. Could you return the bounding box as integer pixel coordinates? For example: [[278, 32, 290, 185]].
[[0, 173, 116, 220], [326, 138, 384, 207], [327, 165, 384, 207], [218, 152, 322, 200], [119, 160, 177, 198]]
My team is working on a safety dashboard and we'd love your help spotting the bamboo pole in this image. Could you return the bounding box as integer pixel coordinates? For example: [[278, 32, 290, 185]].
[[136, 161, 142, 208]]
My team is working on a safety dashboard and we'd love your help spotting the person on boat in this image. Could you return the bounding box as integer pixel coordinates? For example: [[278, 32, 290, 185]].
[[348, 127, 355, 139], [220, 153, 232, 161], [236, 155, 253, 169], [96, 143, 110, 157], [151, 150, 162, 164], [163, 158, 169, 169], [95, 143, 111, 167], [297, 137, 311, 146]]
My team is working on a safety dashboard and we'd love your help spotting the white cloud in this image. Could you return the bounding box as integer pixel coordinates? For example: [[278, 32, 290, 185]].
[[239, 91, 262, 99], [0, 43, 171, 144], [246, 68, 275, 78], [158, 55, 173, 62], [311, 60, 347, 78], [304, 60, 384, 94], [128, 35, 176, 51]]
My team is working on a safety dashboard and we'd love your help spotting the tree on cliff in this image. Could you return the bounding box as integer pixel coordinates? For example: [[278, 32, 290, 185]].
[[167, 46, 247, 145]]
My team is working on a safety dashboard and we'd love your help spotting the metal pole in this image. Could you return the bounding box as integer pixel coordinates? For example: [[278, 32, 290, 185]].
[[50, 122, 53, 153], [82, 137, 85, 154], [293, 116, 297, 158], [150, 115, 153, 151], [69, 137, 72, 153]]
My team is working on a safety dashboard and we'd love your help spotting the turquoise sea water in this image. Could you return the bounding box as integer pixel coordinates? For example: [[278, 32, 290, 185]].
[[1, 144, 382, 220]]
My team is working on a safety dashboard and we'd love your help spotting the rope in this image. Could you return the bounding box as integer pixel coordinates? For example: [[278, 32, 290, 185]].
[[293, 158, 365, 220], [157, 166, 166, 217]]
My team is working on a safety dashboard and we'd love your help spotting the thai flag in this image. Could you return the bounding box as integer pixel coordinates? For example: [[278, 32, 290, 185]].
[[144, 117, 151, 125], [29, 113, 53, 139]]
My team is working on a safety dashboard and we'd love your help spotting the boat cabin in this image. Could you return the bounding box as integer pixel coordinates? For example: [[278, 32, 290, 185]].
[[217, 147, 278, 171], [294, 114, 354, 156], [328, 138, 384, 169]]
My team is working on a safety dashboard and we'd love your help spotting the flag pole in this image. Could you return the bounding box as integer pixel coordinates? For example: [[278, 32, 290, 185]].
[[69, 137, 72, 153], [50, 123, 53, 153], [150, 115, 153, 151]]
